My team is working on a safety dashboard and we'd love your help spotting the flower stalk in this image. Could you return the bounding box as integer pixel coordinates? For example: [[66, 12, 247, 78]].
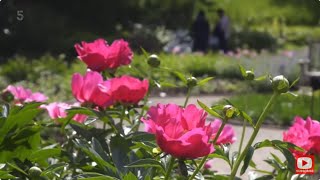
[[229, 92, 279, 179]]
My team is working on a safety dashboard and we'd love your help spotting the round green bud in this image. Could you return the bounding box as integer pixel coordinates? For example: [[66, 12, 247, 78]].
[[28, 166, 42, 178], [245, 70, 255, 80], [272, 75, 289, 93], [223, 105, 235, 119], [147, 54, 160, 68], [187, 77, 197, 87], [1, 91, 14, 102]]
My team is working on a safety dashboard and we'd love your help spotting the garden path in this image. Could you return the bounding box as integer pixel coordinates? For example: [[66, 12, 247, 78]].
[[149, 95, 285, 180]]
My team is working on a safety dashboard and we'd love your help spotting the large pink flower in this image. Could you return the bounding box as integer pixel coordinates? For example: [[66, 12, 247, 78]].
[[71, 71, 112, 108], [75, 38, 133, 72], [142, 103, 214, 159], [109, 75, 148, 104], [283, 116, 320, 155], [4, 85, 48, 103], [210, 119, 236, 145], [41, 102, 87, 123]]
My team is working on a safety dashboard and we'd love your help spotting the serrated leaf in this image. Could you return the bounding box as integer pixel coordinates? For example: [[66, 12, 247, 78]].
[[240, 146, 254, 175], [197, 100, 222, 118], [197, 77, 214, 86]]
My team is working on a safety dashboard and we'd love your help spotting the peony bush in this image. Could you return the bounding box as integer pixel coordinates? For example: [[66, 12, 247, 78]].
[[0, 38, 319, 180]]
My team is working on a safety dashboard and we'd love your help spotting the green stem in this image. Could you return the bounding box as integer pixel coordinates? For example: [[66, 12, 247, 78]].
[[183, 88, 191, 107], [229, 93, 279, 179], [188, 121, 227, 180], [238, 120, 246, 153], [164, 156, 175, 180]]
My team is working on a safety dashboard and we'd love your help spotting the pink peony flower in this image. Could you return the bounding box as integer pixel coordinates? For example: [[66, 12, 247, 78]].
[[4, 85, 48, 103], [142, 103, 214, 159], [71, 71, 112, 108], [109, 75, 148, 104], [210, 119, 236, 145], [74, 38, 133, 72], [41, 102, 87, 123], [283, 116, 320, 155]]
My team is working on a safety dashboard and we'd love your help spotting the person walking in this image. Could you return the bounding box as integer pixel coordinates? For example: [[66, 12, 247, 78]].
[[213, 8, 230, 53], [191, 10, 210, 53]]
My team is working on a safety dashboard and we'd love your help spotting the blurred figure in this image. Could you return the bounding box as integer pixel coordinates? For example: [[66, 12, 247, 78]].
[[214, 8, 230, 53], [191, 10, 210, 53]]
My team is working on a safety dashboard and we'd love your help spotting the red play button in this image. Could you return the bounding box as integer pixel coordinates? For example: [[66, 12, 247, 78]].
[[302, 160, 308, 166]]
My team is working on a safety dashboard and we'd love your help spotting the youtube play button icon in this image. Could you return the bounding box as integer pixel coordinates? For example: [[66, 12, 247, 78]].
[[295, 155, 314, 174]]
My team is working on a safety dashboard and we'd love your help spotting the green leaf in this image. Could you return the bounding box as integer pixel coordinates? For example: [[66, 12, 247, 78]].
[[30, 148, 61, 162], [6, 162, 28, 176], [275, 145, 295, 172], [159, 82, 177, 88], [197, 100, 222, 118], [140, 47, 149, 58], [0, 170, 15, 179], [254, 175, 274, 180], [239, 110, 255, 127], [79, 176, 116, 180], [197, 77, 214, 86], [73, 139, 117, 175], [125, 159, 165, 171], [254, 75, 267, 81], [92, 137, 110, 162], [290, 76, 300, 88], [171, 71, 187, 84], [240, 146, 254, 175], [123, 172, 138, 180], [110, 135, 131, 175], [41, 163, 68, 176], [270, 153, 285, 167], [208, 154, 231, 168], [130, 132, 156, 142], [238, 64, 247, 78], [282, 92, 298, 100]]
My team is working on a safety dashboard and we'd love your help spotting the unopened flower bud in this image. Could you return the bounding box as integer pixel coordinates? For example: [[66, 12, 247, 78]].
[[245, 70, 255, 80], [147, 54, 160, 68], [1, 91, 14, 102], [187, 77, 197, 87], [272, 75, 289, 93], [223, 105, 235, 119], [28, 166, 42, 178]]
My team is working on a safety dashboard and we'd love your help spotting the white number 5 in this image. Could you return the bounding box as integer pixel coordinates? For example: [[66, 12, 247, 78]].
[[17, 10, 24, 21]]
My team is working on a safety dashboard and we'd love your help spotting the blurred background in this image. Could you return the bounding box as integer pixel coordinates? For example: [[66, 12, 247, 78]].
[[1, 0, 320, 125], [1, 0, 320, 58]]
